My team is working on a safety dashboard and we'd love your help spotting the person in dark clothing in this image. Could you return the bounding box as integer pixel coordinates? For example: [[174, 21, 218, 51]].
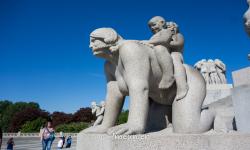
[[65, 136, 72, 148], [0, 127, 2, 150], [7, 137, 14, 150]]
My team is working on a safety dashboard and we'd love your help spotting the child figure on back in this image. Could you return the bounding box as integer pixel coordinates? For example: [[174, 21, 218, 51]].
[[143, 16, 188, 100]]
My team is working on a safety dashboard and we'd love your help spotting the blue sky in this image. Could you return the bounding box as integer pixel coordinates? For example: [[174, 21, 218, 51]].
[[0, 0, 249, 113]]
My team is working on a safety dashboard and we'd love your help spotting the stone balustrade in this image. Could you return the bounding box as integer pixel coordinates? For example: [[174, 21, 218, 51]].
[[3, 132, 77, 137]]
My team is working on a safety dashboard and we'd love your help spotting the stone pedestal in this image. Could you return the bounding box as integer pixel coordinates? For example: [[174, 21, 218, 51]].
[[232, 85, 250, 133], [232, 67, 250, 133], [202, 84, 232, 106], [77, 131, 250, 150], [232, 67, 250, 87]]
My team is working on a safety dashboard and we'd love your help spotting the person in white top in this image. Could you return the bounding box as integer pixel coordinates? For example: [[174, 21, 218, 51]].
[[57, 137, 63, 149]]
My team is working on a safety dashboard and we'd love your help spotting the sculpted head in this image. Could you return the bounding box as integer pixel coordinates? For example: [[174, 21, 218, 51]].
[[167, 21, 179, 33], [89, 28, 120, 59], [148, 16, 167, 34], [91, 101, 97, 108], [244, 0, 250, 36], [100, 101, 105, 107]]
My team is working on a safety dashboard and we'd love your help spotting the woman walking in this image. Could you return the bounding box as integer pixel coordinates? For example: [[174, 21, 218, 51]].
[[40, 119, 55, 150]]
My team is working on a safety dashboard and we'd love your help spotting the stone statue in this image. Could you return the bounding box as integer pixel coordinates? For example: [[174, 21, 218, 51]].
[[243, 0, 250, 59], [244, 0, 250, 36], [207, 59, 221, 84], [83, 26, 215, 135], [91, 101, 105, 126], [195, 59, 227, 84], [194, 59, 210, 83], [141, 17, 188, 100], [214, 59, 227, 84]]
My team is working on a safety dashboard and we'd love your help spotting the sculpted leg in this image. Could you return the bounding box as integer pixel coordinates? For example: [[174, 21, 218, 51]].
[[171, 52, 188, 100], [172, 65, 215, 133], [108, 43, 150, 135], [93, 116, 103, 126], [154, 45, 175, 89]]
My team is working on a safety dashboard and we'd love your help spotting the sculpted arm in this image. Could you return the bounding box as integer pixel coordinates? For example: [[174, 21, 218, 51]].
[[169, 33, 184, 49], [147, 29, 173, 45], [96, 107, 105, 116]]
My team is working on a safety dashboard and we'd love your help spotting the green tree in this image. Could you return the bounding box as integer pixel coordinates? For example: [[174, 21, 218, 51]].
[[55, 122, 89, 133], [21, 118, 47, 133], [0, 101, 40, 132], [117, 110, 129, 125]]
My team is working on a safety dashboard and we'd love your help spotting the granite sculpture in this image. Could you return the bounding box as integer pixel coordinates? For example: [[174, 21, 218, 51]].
[[91, 101, 105, 126], [82, 16, 219, 135], [194, 59, 227, 84], [244, 0, 250, 36]]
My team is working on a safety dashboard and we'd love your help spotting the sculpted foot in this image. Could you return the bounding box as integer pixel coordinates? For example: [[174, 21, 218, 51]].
[[175, 84, 189, 101], [82, 125, 109, 134], [159, 76, 175, 89], [107, 123, 145, 135]]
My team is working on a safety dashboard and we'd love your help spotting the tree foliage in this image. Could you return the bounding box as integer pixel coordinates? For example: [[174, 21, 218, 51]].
[[0, 100, 97, 132], [9, 107, 49, 132], [55, 122, 89, 133], [0, 101, 42, 132], [117, 110, 129, 125], [51, 112, 73, 127], [72, 107, 94, 122], [21, 118, 47, 133]]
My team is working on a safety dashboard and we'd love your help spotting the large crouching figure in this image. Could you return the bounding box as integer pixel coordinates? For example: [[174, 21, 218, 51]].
[[83, 27, 215, 135]]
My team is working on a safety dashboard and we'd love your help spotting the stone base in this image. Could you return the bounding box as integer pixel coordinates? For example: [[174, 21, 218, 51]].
[[77, 131, 250, 150], [203, 84, 232, 106], [232, 84, 250, 133], [232, 67, 250, 87]]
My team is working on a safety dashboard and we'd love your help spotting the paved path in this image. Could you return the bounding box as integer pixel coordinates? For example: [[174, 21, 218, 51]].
[[1, 137, 76, 150]]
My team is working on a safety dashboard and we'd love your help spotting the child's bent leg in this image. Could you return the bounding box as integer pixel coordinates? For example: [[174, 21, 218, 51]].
[[171, 52, 189, 100], [154, 45, 175, 89]]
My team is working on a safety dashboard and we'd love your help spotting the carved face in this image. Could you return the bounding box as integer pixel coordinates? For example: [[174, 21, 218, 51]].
[[244, 18, 250, 36], [244, 2, 250, 36], [148, 20, 165, 34], [89, 36, 112, 60], [89, 37, 109, 54]]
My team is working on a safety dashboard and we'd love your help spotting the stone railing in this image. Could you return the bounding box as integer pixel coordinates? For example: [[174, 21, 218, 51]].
[[3, 132, 77, 137]]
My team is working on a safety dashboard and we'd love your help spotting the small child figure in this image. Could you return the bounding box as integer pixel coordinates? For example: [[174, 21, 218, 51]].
[[144, 16, 188, 100], [6, 137, 14, 150], [144, 16, 175, 90], [166, 21, 189, 100]]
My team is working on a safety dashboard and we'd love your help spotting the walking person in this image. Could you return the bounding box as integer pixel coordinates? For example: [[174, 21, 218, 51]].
[[40, 119, 55, 150], [6, 137, 14, 150]]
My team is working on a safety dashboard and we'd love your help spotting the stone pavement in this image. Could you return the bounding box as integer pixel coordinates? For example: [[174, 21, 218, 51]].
[[1, 137, 76, 150]]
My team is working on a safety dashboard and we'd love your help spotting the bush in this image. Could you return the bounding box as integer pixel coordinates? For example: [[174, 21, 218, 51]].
[[21, 118, 47, 133], [117, 110, 129, 125], [55, 122, 89, 133]]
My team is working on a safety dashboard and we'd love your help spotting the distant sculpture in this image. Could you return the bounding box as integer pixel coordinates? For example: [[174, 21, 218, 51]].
[[215, 59, 227, 84], [194, 59, 227, 84], [83, 21, 216, 135], [194, 59, 210, 83], [91, 101, 105, 126]]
